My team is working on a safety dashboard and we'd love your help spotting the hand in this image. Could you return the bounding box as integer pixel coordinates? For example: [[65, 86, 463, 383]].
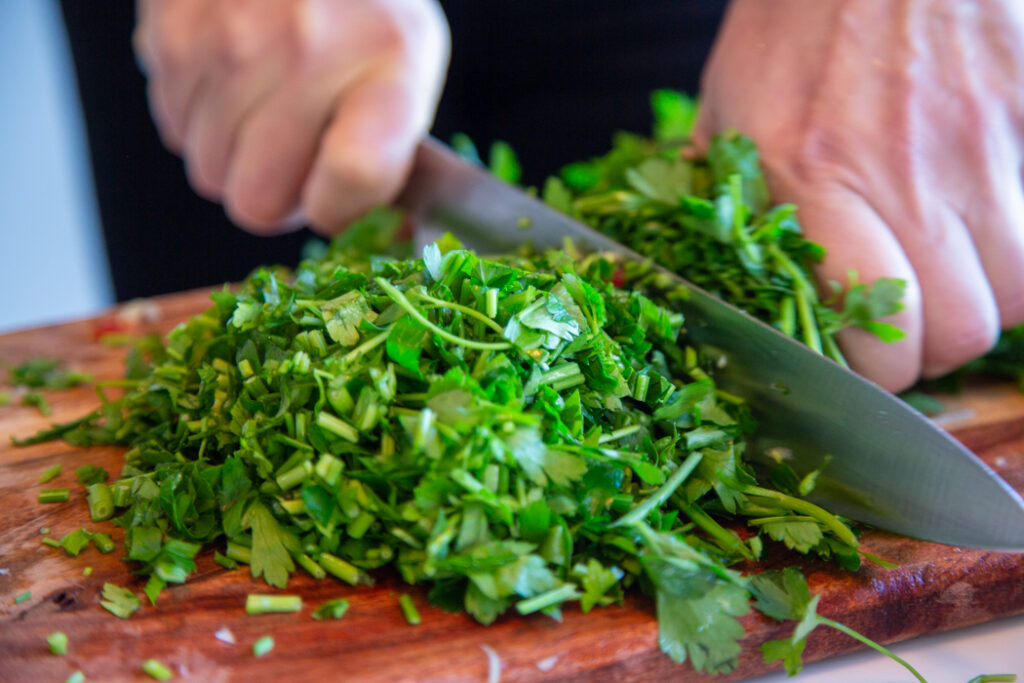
[[134, 0, 449, 234], [695, 0, 1024, 391]]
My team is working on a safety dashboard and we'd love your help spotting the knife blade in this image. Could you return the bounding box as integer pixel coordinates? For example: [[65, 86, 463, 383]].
[[396, 137, 1024, 551]]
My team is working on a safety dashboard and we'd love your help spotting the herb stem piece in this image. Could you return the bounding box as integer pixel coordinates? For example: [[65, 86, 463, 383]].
[[38, 464, 62, 484], [252, 635, 274, 657], [47, 631, 68, 655], [612, 451, 703, 528], [245, 594, 302, 615], [376, 278, 511, 351], [141, 658, 173, 681], [742, 486, 858, 548], [38, 488, 70, 504], [818, 617, 926, 683], [86, 482, 114, 521], [398, 593, 421, 625]]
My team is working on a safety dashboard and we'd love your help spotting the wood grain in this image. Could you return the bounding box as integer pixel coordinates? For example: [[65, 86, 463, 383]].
[[1, 291, 1022, 682]]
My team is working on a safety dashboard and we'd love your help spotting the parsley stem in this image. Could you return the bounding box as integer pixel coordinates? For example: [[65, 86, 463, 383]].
[[681, 502, 753, 560], [38, 488, 70, 504], [795, 289, 823, 354], [342, 328, 392, 363], [226, 542, 252, 564], [822, 333, 848, 367], [409, 288, 505, 334], [47, 631, 68, 655], [296, 553, 326, 580], [486, 288, 499, 319], [245, 594, 302, 614], [252, 635, 275, 657], [93, 532, 115, 554], [612, 451, 703, 528], [742, 486, 858, 548], [38, 464, 62, 484], [375, 278, 512, 351], [87, 482, 114, 521], [817, 617, 926, 683], [316, 412, 360, 443], [398, 593, 421, 625], [141, 658, 173, 681], [598, 425, 642, 444], [516, 584, 581, 615], [318, 552, 361, 585]]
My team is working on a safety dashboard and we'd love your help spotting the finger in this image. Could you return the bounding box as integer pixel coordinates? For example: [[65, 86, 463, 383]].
[[786, 187, 924, 392], [890, 202, 999, 378], [181, 61, 282, 201], [964, 176, 1024, 329], [300, 72, 426, 235], [136, 0, 214, 151], [221, 73, 343, 234]]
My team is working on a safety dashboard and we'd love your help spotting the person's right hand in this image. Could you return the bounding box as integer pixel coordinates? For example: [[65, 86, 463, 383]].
[[134, 0, 450, 235]]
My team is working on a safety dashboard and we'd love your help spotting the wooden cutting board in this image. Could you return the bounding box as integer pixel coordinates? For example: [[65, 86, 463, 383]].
[[1, 291, 1023, 682]]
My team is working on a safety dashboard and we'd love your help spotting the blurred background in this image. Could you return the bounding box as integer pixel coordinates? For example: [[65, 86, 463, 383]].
[[0, 0, 112, 331], [0, 0, 723, 331]]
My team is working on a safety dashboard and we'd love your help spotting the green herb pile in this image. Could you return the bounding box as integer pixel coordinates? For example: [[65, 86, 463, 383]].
[[462, 91, 907, 365], [21, 212, 927, 678]]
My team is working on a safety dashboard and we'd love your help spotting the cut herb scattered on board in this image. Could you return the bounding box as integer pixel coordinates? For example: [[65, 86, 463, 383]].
[[20, 209, 923, 678]]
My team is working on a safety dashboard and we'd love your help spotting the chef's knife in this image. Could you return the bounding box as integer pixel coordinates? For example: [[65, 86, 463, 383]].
[[396, 138, 1024, 551]]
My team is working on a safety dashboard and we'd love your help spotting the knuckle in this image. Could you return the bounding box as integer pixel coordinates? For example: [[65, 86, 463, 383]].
[[151, 23, 191, 72], [927, 318, 999, 375], [213, 2, 262, 67]]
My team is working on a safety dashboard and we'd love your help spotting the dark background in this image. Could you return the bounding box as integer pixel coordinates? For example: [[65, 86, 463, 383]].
[[59, 1, 726, 301]]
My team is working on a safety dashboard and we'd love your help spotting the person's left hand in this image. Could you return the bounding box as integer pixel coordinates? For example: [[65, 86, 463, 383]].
[[695, 0, 1024, 391]]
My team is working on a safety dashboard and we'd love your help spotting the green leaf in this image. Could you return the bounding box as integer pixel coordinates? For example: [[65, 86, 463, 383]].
[[246, 502, 295, 589], [651, 89, 698, 141], [762, 519, 824, 554], [655, 582, 749, 674], [100, 582, 140, 619]]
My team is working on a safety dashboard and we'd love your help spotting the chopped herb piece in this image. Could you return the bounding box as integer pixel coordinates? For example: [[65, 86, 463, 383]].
[[93, 532, 115, 554], [10, 358, 90, 389], [312, 598, 349, 621], [42, 537, 61, 548], [39, 488, 70, 504], [37, 464, 62, 484], [86, 483, 114, 522], [245, 594, 302, 615], [66, 672, 85, 683], [398, 594, 420, 625], [83, 566, 93, 577], [60, 529, 93, 557], [74, 464, 108, 486], [21, 391, 51, 416], [252, 635, 274, 658], [100, 582, 140, 619], [141, 658, 173, 681], [47, 631, 68, 655], [14, 590, 30, 604], [214, 552, 238, 570]]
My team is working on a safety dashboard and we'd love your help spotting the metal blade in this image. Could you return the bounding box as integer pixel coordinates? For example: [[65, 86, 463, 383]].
[[397, 138, 1024, 551]]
